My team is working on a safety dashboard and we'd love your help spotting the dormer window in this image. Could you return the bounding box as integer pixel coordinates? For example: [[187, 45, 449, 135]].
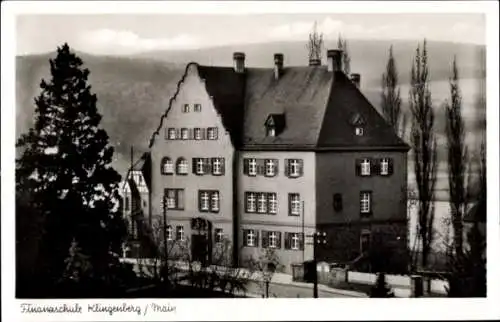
[[350, 113, 366, 137], [355, 127, 364, 136], [265, 113, 286, 137]]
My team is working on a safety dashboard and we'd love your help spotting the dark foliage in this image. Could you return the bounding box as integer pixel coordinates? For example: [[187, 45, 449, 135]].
[[16, 43, 126, 296]]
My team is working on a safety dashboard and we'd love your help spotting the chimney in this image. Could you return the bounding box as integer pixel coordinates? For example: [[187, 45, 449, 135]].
[[274, 53, 284, 80], [233, 52, 246, 73], [327, 49, 343, 73], [351, 73, 361, 88]]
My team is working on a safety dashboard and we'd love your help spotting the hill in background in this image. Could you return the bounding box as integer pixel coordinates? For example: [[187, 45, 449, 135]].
[[16, 39, 486, 197]]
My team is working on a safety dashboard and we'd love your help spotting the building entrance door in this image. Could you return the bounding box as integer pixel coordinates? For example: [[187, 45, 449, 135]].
[[190, 217, 212, 266]]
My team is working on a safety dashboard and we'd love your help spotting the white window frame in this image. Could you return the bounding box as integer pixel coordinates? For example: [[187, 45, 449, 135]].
[[355, 127, 364, 136], [290, 194, 301, 216], [182, 104, 189, 113], [361, 159, 371, 176], [194, 128, 202, 140], [194, 104, 202, 112], [258, 193, 268, 213], [265, 159, 276, 176], [166, 225, 173, 241], [380, 158, 389, 176], [291, 233, 300, 250], [177, 226, 185, 241], [360, 192, 371, 214], [177, 158, 188, 174], [213, 158, 222, 175], [269, 231, 277, 248], [168, 128, 176, 140], [196, 158, 205, 175], [268, 193, 277, 214], [215, 228, 224, 243], [289, 159, 301, 177], [200, 191, 210, 211], [247, 230, 255, 247], [247, 192, 256, 213], [163, 159, 174, 174], [248, 158, 257, 176], [207, 127, 217, 140], [181, 128, 189, 140], [211, 191, 220, 212]]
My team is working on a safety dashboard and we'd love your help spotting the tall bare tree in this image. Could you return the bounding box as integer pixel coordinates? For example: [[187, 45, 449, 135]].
[[306, 21, 324, 64], [337, 34, 351, 76], [408, 39, 438, 270], [381, 45, 407, 138], [445, 56, 468, 257]]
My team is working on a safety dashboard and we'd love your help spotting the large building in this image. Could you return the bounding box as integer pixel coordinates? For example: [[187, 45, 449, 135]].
[[123, 49, 410, 273]]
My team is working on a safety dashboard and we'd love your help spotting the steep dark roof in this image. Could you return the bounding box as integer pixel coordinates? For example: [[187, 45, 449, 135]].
[[123, 152, 151, 190], [197, 65, 246, 146]]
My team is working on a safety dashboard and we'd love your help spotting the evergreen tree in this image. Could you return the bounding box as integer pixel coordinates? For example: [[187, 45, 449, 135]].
[[445, 56, 468, 257], [16, 43, 125, 290], [337, 34, 351, 76], [381, 45, 406, 138], [408, 39, 438, 270]]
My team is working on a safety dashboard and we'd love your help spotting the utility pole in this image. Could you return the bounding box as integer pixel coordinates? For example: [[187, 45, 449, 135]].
[[306, 231, 327, 298], [162, 195, 169, 285]]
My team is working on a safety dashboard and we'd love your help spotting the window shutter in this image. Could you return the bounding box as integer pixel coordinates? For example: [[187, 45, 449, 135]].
[[285, 159, 290, 177], [299, 159, 304, 177], [201, 128, 206, 140], [192, 158, 197, 174], [204, 158, 211, 174], [198, 190, 202, 211], [255, 231, 260, 247], [175, 128, 180, 139], [211, 158, 216, 175], [257, 159, 265, 176], [273, 159, 279, 177], [214, 127, 218, 140], [177, 190, 184, 210], [243, 230, 248, 246], [276, 232, 282, 249], [243, 159, 249, 175], [164, 127, 168, 139], [188, 128, 194, 140], [262, 231, 269, 248], [220, 158, 225, 175], [370, 159, 378, 176], [388, 158, 394, 176], [284, 233, 291, 250], [288, 194, 292, 216], [355, 159, 361, 176], [299, 233, 304, 250]]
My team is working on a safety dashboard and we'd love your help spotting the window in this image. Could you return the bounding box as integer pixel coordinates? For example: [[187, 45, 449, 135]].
[[269, 231, 278, 248], [333, 193, 343, 212], [207, 127, 218, 140], [167, 128, 177, 140], [161, 157, 174, 175], [194, 128, 202, 140], [355, 127, 364, 136], [285, 232, 304, 250], [176, 226, 185, 241], [245, 158, 257, 176], [176, 158, 188, 175], [286, 159, 303, 178], [379, 158, 393, 176], [182, 104, 190, 113], [181, 128, 189, 140], [164, 189, 184, 210], [199, 190, 219, 213], [212, 157, 225, 175], [194, 104, 202, 112], [360, 159, 371, 176], [289, 193, 301, 216], [360, 230, 371, 253], [268, 193, 277, 214], [166, 225, 173, 241], [244, 229, 257, 247], [245, 192, 257, 213], [215, 228, 224, 243], [360, 191, 372, 215], [193, 158, 207, 175], [199, 191, 210, 212], [265, 159, 278, 177], [267, 127, 276, 137], [257, 193, 268, 213]]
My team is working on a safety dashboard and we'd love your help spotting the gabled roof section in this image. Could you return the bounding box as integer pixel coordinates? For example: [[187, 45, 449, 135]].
[[197, 65, 246, 147], [123, 152, 151, 190], [317, 71, 409, 150], [242, 66, 332, 148]]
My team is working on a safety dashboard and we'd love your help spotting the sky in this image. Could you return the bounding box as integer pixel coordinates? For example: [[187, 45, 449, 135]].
[[16, 13, 485, 56]]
